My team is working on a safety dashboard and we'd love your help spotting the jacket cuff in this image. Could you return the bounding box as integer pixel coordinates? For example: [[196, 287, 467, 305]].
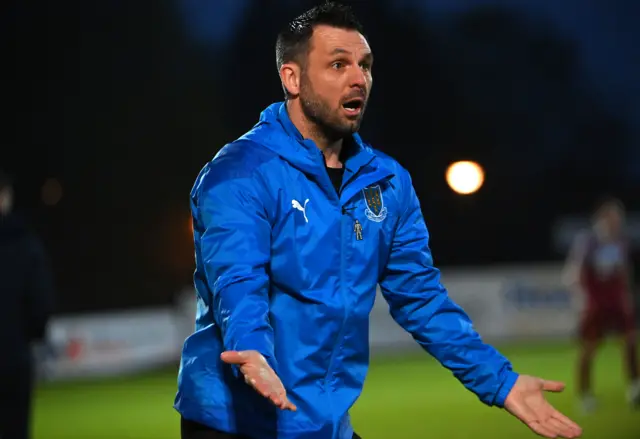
[[493, 370, 519, 407]]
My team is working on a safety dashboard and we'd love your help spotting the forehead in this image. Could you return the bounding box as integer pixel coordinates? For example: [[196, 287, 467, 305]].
[[309, 25, 371, 57]]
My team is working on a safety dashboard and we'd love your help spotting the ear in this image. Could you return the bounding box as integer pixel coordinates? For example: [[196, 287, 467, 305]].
[[279, 62, 302, 97]]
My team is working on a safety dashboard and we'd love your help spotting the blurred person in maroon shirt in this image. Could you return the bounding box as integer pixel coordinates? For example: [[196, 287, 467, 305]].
[[0, 171, 55, 439], [564, 197, 639, 413]]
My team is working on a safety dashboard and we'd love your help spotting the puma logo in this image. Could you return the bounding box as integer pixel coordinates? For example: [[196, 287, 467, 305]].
[[291, 199, 309, 223]]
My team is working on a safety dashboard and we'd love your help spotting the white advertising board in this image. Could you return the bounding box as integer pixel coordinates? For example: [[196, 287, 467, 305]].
[[369, 263, 582, 353], [39, 307, 183, 381]]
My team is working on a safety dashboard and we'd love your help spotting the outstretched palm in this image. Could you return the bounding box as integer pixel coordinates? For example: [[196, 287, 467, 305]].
[[221, 350, 297, 412], [504, 375, 582, 438]]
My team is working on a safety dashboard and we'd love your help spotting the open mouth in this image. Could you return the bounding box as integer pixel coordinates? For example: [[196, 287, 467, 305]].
[[342, 98, 364, 116]]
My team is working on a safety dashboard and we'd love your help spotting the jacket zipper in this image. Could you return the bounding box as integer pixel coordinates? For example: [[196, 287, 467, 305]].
[[323, 171, 393, 394], [312, 147, 345, 398], [314, 144, 395, 408], [325, 207, 349, 385]]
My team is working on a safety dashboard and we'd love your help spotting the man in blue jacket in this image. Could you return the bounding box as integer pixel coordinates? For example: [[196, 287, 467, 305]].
[[174, 3, 583, 439]]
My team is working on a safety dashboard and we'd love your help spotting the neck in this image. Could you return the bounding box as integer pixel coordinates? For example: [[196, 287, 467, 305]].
[[286, 100, 343, 168]]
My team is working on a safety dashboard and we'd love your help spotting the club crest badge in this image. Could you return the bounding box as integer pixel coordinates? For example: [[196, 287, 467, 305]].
[[362, 185, 387, 222]]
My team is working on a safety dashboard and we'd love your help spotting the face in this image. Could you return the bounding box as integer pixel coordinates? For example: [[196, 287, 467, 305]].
[[597, 204, 624, 237], [293, 25, 373, 137]]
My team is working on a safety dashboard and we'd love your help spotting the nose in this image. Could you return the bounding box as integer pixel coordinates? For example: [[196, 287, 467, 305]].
[[349, 65, 368, 89]]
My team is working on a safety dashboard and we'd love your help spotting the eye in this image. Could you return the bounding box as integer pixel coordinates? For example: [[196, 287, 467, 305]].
[[360, 62, 372, 72], [331, 61, 344, 70]]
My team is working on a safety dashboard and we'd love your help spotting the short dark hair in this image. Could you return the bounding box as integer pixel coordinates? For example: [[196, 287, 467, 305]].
[[0, 170, 12, 191], [275, 2, 364, 95]]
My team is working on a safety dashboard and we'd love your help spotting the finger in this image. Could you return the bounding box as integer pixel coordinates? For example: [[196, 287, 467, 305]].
[[263, 385, 296, 411], [269, 385, 290, 408], [237, 361, 295, 411], [526, 420, 558, 438], [243, 367, 288, 405], [542, 380, 566, 393], [551, 411, 582, 437], [514, 401, 555, 437], [251, 366, 281, 396], [220, 350, 249, 365], [281, 398, 297, 411], [509, 400, 539, 424], [269, 390, 295, 411], [546, 417, 575, 439], [249, 376, 275, 398], [275, 387, 297, 412], [267, 386, 297, 411]]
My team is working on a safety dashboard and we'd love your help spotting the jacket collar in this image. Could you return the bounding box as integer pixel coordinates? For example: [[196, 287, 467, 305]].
[[269, 101, 379, 175]]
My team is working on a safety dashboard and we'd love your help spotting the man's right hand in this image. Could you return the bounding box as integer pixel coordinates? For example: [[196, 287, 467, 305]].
[[221, 350, 297, 411]]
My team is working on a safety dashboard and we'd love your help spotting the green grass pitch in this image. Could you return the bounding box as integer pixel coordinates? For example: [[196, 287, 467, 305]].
[[33, 340, 638, 438]]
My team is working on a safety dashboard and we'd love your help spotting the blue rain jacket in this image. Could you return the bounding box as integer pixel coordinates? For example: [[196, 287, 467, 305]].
[[174, 102, 518, 439]]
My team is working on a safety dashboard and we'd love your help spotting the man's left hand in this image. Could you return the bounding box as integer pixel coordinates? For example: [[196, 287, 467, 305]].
[[504, 375, 582, 438]]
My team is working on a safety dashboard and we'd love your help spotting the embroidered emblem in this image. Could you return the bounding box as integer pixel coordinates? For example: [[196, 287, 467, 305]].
[[362, 185, 387, 222]]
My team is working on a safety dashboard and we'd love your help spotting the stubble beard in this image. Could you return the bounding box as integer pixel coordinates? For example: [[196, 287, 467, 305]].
[[299, 75, 363, 142]]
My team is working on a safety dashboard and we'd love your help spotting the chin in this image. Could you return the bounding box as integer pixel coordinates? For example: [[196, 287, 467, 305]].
[[347, 120, 362, 133], [324, 118, 361, 137], [335, 124, 359, 136]]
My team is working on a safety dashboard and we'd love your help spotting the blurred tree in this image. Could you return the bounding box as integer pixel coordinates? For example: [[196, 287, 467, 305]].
[[177, 0, 252, 51], [9, 0, 223, 311], [441, 6, 631, 185], [217, 0, 298, 137], [445, 7, 578, 176]]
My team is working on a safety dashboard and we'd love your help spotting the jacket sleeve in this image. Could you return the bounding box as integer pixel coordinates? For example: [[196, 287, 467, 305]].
[[378, 174, 518, 407], [25, 234, 55, 341], [195, 170, 276, 374]]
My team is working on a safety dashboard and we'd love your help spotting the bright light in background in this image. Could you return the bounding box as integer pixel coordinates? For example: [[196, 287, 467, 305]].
[[42, 178, 63, 206], [446, 161, 485, 195]]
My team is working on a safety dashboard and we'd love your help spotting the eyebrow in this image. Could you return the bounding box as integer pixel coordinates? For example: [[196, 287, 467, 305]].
[[330, 47, 374, 62]]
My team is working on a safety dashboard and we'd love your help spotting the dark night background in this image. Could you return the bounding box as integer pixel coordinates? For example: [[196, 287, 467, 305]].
[[5, 0, 639, 315]]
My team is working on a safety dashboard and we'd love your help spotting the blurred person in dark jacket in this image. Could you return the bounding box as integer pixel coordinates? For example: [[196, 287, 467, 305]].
[[0, 171, 55, 439]]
